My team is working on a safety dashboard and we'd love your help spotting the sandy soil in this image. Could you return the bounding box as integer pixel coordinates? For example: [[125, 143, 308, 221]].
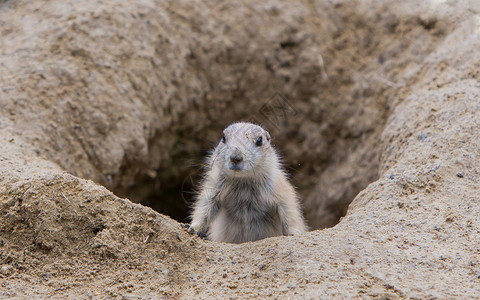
[[0, 0, 479, 298]]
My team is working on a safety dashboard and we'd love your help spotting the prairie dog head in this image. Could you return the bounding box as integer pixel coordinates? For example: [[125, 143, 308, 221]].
[[212, 122, 275, 178]]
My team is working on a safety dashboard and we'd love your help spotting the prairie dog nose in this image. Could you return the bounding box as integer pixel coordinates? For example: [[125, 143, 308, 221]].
[[230, 154, 243, 164]]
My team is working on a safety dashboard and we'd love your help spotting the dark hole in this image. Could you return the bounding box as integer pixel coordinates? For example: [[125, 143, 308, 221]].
[[141, 181, 194, 223], [280, 40, 297, 49], [93, 224, 106, 235]]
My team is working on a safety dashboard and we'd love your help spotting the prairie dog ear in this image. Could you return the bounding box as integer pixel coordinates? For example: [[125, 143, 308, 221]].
[[265, 131, 271, 142]]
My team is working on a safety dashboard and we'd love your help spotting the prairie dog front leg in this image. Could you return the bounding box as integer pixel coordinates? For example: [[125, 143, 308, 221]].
[[188, 178, 220, 237]]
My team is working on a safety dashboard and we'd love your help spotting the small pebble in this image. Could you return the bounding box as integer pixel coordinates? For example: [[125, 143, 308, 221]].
[[1, 265, 12, 275]]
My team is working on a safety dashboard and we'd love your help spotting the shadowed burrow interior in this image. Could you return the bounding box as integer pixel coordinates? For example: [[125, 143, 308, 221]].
[[113, 5, 447, 230]]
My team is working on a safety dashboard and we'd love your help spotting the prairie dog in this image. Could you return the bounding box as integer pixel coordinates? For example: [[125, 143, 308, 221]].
[[187, 122, 306, 243]]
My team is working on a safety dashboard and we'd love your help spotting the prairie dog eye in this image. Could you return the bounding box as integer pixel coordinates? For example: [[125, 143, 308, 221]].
[[255, 136, 263, 147], [222, 134, 226, 143]]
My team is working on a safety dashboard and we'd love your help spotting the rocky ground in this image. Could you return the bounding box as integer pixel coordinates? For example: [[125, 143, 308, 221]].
[[0, 0, 479, 298]]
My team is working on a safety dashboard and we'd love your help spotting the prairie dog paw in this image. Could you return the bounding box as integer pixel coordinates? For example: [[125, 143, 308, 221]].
[[184, 224, 206, 238]]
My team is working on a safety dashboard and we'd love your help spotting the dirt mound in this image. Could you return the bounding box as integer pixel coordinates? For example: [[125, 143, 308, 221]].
[[1, 0, 479, 298]]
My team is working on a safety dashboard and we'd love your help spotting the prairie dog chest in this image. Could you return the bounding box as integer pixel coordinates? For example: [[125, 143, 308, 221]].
[[217, 182, 279, 224]]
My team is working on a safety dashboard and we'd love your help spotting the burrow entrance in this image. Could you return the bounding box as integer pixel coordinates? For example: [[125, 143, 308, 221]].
[[114, 5, 446, 230]]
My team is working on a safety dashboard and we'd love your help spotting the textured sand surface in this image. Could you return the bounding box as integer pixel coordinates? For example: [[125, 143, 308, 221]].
[[1, 0, 479, 298]]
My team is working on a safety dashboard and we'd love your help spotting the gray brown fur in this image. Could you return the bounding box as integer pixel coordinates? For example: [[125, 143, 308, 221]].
[[187, 122, 306, 243]]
